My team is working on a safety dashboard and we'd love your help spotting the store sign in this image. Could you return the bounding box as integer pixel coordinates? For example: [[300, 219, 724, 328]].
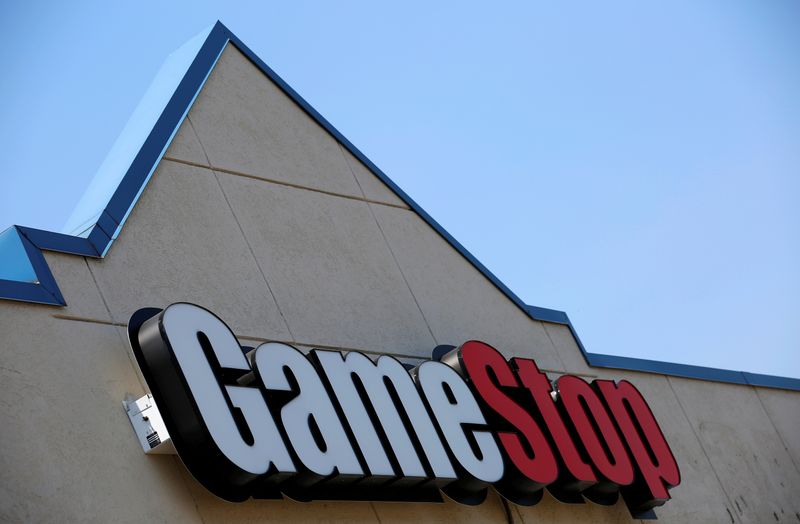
[[128, 303, 680, 516]]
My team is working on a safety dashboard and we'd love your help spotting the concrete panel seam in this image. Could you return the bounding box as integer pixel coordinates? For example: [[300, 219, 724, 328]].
[[186, 114, 297, 343], [752, 386, 800, 476], [337, 141, 439, 349], [173, 456, 209, 524], [45, 313, 433, 362], [211, 171, 297, 341], [162, 155, 410, 210], [44, 314, 589, 379], [368, 502, 383, 524], [338, 140, 369, 200], [666, 375, 743, 524], [512, 503, 524, 523], [82, 258, 148, 391], [539, 315, 571, 376], [178, 113, 211, 168], [50, 311, 288, 345], [51, 313, 126, 326]]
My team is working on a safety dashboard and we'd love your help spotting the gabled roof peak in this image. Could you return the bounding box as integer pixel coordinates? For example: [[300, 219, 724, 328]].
[[1, 22, 796, 391]]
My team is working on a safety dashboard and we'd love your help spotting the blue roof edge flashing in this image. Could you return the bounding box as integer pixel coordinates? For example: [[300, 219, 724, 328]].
[[0, 22, 230, 304], [0, 225, 77, 305], [526, 305, 800, 391], [0, 22, 797, 392]]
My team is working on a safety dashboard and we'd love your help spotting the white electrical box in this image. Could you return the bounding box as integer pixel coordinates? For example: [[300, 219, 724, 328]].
[[123, 394, 175, 455]]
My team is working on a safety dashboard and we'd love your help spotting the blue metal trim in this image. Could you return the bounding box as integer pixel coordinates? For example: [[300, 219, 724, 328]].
[[525, 305, 800, 391], [100, 22, 229, 234], [742, 372, 800, 391], [0, 226, 91, 305], [526, 305, 594, 363], [87, 225, 112, 255], [586, 353, 750, 385], [17, 228, 64, 305], [17, 227, 99, 257], [0, 227, 65, 305], [0, 21, 796, 392], [0, 278, 62, 305], [526, 305, 570, 324], [93, 210, 119, 242], [0, 23, 230, 304]]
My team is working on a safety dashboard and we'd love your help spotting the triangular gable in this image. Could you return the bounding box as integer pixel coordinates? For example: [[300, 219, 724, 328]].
[[0, 21, 796, 391], [0, 22, 541, 321]]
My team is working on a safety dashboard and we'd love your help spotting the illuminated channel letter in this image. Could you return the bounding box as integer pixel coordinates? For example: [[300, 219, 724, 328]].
[[453, 341, 558, 505], [130, 303, 294, 501], [595, 380, 680, 512], [417, 360, 504, 503], [555, 375, 635, 503], [314, 350, 456, 481], [128, 302, 680, 515], [254, 342, 363, 478], [512, 358, 597, 495]]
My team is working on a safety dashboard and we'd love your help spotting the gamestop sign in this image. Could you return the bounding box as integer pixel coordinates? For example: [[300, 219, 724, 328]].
[[128, 303, 680, 516]]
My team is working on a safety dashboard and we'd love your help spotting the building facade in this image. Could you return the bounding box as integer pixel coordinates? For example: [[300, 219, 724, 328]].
[[1, 22, 798, 524]]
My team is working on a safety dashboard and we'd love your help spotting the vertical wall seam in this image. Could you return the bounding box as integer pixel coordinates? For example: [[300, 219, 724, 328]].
[[82, 257, 148, 391], [333, 144, 566, 370], [173, 456, 210, 524], [183, 113, 291, 523], [337, 142, 439, 348], [368, 502, 384, 524], [540, 323, 570, 375], [752, 386, 800, 476], [186, 115, 298, 343], [511, 503, 524, 524], [665, 375, 743, 524]]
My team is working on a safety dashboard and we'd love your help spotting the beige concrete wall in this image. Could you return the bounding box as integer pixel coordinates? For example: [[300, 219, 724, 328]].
[[1, 43, 798, 523]]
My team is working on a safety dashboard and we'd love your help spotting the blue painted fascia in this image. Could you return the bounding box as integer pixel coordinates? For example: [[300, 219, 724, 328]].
[[0, 21, 796, 392]]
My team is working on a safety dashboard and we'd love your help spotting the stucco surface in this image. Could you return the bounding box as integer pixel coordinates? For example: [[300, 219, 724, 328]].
[[340, 144, 408, 208], [371, 204, 564, 371], [42, 250, 111, 321], [0, 305, 201, 523], [755, 388, 800, 473], [514, 492, 636, 523], [2, 299, 798, 524], [216, 171, 436, 355], [668, 377, 800, 524], [3, 30, 800, 524], [177, 465, 379, 523], [164, 116, 207, 165], [187, 45, 362, 198], [85, 159, 291, 339], [594, 369, 741, 523], [542, 322, 596, 376], [372, 490, 509, 523]]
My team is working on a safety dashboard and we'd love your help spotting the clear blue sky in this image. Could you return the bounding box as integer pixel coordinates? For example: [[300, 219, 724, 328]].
[[1, 1, 798, 378]]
